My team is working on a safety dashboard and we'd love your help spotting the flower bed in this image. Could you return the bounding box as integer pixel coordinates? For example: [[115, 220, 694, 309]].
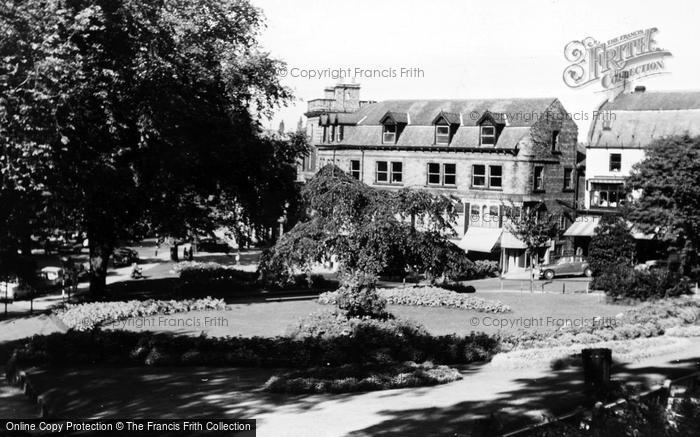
[[262, 361, 462, 394], [491, 336, 690, 369], [53, 297, 227, 331], [501, 297, 700, 351], [318, 286, 511, 313]]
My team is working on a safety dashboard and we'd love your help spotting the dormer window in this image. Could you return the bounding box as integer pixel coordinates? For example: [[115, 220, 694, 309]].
[[383, 124, 396, 143], [480, 125, 496, 145], [380, 112, 408, 144], [432, 111, 460, 146], [436, 125, 450, 144], [476, 111, 504, 147]]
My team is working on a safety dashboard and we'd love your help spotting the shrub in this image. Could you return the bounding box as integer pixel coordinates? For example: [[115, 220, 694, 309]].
[[531, 393, 700, 437], [593, 266, 693, 301], [335, 272, 389, 319], [174, 261, 256, 282], [53, 297, 227, 331], [472, 260, 500, 278], [440, 255, 499, 281], [287, 310, 427, 340], [437, 281, 476, 294], [588, 215, 636, 276], [319, 286, 511, 313], [8, 318, 501, 371], [262, 361, 462, 394]]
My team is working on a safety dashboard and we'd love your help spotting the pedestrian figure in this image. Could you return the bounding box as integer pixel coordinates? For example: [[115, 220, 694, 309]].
[[183, 247, 189, 260], [131, 262, 143, 279]]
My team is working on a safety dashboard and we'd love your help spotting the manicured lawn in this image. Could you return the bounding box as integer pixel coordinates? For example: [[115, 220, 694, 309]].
[[105, 292, 632, 337]]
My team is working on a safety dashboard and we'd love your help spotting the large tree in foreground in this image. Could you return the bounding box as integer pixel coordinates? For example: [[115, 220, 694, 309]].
[[1, 0, 302, 294], [626, 135, 700, 278], [259, 165, 466, 288]]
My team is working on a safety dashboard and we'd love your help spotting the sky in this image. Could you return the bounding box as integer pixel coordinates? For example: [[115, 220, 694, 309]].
[[251, 0, 700, 141]]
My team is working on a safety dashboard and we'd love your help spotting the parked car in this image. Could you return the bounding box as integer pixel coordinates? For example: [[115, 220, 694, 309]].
[[197, 238, 233, 254], [112, 247, 139, 267], [537, 256, 592, 280], [56, 240, 84, 255], [39, 266, 65, 285], [635, 259, 671, 272]]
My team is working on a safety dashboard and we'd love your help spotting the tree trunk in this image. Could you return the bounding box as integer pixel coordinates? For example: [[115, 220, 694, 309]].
[[89, 242, 112, 297], [528, 249, 535, 293], [20, 233, 32, 256]]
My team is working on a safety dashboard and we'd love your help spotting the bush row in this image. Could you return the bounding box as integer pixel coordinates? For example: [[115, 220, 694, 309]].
[[8, 318, 500, 371], [173, 261, 337, 292], [262, 361, 462, 394], [318, 286, 511, 313], [53, 297, 227, 331], [591, 266, 693, 301]]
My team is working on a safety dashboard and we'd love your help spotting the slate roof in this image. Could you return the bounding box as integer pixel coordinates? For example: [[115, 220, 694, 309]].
[[590, 91, 700, 148], [338, 125, 531, 149], [353, 98, 556, 127], [316, 97, 558, 149], [433, 111, 462, 125], [602, 91, 700, 111], [379, 111, 409, 124]]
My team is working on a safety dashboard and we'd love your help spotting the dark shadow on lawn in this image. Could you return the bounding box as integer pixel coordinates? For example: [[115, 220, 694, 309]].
[[27, 366, 361, 421], [98, 276, 329, 304]]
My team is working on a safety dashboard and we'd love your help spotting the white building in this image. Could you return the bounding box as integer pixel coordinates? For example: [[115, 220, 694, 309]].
[[566, 87, 700, 247], [586, 86, 700, 210]]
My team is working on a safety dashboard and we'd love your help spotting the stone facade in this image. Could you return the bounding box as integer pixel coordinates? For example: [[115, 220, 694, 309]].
[[301, 84, 580, 272]]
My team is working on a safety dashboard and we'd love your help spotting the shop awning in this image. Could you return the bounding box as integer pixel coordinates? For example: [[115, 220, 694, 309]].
[[500, 231, 527, 249], [563, 217, 601, 237], [589, 177, 626, 184], [454, 227, 502, 253]]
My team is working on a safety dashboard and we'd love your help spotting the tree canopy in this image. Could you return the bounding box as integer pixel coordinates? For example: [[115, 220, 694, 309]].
[[259, 164, 469, 287], [626, 135, 700, 276], [0, 0, 303, 293], [588, 215, 636, 275]]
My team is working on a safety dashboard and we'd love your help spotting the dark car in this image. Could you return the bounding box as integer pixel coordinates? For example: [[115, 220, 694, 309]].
[[112, 247, 139, 267], [197, 238, 232, 254], [537, 256, 592, 280]]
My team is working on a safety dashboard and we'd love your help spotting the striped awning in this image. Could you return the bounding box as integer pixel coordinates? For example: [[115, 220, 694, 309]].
[[563, 217, 601, 237], [454, 227, 502, 253], [589, 177, 625, 185]]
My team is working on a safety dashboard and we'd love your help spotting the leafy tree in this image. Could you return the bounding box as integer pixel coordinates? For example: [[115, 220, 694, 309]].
[[1, 0, 302, 294], [506, 202, 558, 292], [626, 135, 700, 278], [588, 215, 636, 275], [259, 164, 464, 288]]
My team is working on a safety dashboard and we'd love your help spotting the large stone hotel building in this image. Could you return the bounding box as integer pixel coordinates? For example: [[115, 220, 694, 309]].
[[299, 83, 582, 274]]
